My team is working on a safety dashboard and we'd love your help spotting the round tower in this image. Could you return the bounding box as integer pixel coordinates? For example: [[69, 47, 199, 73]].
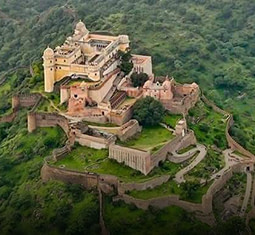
[[43, 47, 55, 92]]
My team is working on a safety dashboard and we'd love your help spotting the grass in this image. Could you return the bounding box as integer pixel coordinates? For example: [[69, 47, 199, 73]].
[[104, 198, 210, 235], [52, 146, 180, 183], [53, 143, 108, 171], [128, 179, 212, 203], [162, 112, 182, 128], [185, 148, 225, 181], [118, 125, 173, 152], [177, 144, 196, 154]]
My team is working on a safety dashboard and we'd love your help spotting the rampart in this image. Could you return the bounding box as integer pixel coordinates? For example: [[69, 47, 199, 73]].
[[201, 94, 255, 160], [12, 93, 42, 111], [74, 129, 116, 149], [225, 115, 255, 160], [109, 144, 151, 175], [151, 131, 196, 167], [118, 175, 170, 195], [27, 112, 70, 134]]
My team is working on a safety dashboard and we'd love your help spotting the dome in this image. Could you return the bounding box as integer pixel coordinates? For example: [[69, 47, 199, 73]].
[[43, 47, 54, 57]]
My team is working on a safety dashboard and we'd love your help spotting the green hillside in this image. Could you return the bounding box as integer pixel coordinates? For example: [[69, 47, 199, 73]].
[[0, 0, 253, 234]]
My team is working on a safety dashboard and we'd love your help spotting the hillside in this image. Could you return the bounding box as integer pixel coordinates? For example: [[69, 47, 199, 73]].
[[0, 0, 254, 234]]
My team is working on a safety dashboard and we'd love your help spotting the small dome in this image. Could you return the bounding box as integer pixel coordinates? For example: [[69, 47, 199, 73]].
[[44, 47, 54, 57]]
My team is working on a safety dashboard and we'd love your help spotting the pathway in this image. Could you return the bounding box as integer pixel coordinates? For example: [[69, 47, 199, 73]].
[[169, 145, 199, 163], [174, 144, 207, 184], [240, 171, 252, 216]]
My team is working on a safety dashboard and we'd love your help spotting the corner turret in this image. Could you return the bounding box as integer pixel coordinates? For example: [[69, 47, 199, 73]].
[[43, 47, 55, 92]]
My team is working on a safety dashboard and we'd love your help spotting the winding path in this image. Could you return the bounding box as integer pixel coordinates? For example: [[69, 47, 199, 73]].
[[174, 144, 207, 184], [169, 145, 199, 163]]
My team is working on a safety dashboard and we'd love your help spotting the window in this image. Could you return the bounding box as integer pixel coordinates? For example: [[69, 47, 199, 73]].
[[50, 68, 53, 71], [74, 94, 78, 98]]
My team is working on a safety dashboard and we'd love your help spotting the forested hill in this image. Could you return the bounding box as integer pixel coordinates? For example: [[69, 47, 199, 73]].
[[1, 0, 255, 153]]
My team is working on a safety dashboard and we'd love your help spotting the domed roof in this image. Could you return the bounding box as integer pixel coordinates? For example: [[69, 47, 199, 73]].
[[43, 47, 54, 57]]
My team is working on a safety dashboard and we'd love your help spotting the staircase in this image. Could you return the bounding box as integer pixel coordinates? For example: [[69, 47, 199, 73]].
[[109, 91, 127, 109]]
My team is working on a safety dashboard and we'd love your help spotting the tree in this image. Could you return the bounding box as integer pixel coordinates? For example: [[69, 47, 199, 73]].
[[118, 50, 133, 75], [130, 72, 149, 87], [133, 97, 165, 126]]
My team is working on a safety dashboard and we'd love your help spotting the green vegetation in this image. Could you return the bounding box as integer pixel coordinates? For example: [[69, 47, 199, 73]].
[[133, 96, 165, 126], [118, 50, 133, 75], [162, 112, 182, 128], [55, 149, 180, 183], [177, 144, 196, 154], [0, 111, 100, 234], [118, 124, 173, 152], [188, 101, 227, 149], [54, 143, 108, 171], [128, 179, 211, 203], [186, 148, 225, 181], [104, 199, 210, 235], [130, 72, 149, 87], [1, 0, 255, 233]]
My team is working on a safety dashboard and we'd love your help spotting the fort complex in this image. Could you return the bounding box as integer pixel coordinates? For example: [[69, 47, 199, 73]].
[[2, 21, 255, 229], [43, 21, 199, 126]]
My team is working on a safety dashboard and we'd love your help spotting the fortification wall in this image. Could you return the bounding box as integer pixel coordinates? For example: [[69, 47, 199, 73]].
[[117, 119, 141, 141], [0, 112, 16, 123], [75, 130, 114, 149], [12, 93, 42, 110], [41, 163, 98, 189], [109, 144, 151, 175], [118, 175, 170, 195], [151, 131, 196, 167], [226, 115, 255, 160], [28, 112, 70, 134], [109, 105, 133, 126]]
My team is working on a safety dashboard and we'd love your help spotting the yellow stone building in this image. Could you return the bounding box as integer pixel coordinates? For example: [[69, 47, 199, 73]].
[[43, 21, 130, 92]]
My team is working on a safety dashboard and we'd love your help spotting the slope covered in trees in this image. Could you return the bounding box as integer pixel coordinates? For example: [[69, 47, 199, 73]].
[[0, 0, 254, 234], [1, 0, 255, 153]]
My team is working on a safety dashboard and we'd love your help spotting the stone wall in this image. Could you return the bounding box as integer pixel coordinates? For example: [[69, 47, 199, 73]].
[[109, 105, 133, 126], [151, 131, 197, 167], [12, 93, 42, 110], [118, 175, 170, 195], [117, 119, 141, 141], [201, 93, 255, 160], [75, 130, 115, 149], [226, 115, 255, 160], [109, 144, 151, 175], [28, 112, 70, 134], [41, 163, 98, 189], [0, 112, 16, 123]]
